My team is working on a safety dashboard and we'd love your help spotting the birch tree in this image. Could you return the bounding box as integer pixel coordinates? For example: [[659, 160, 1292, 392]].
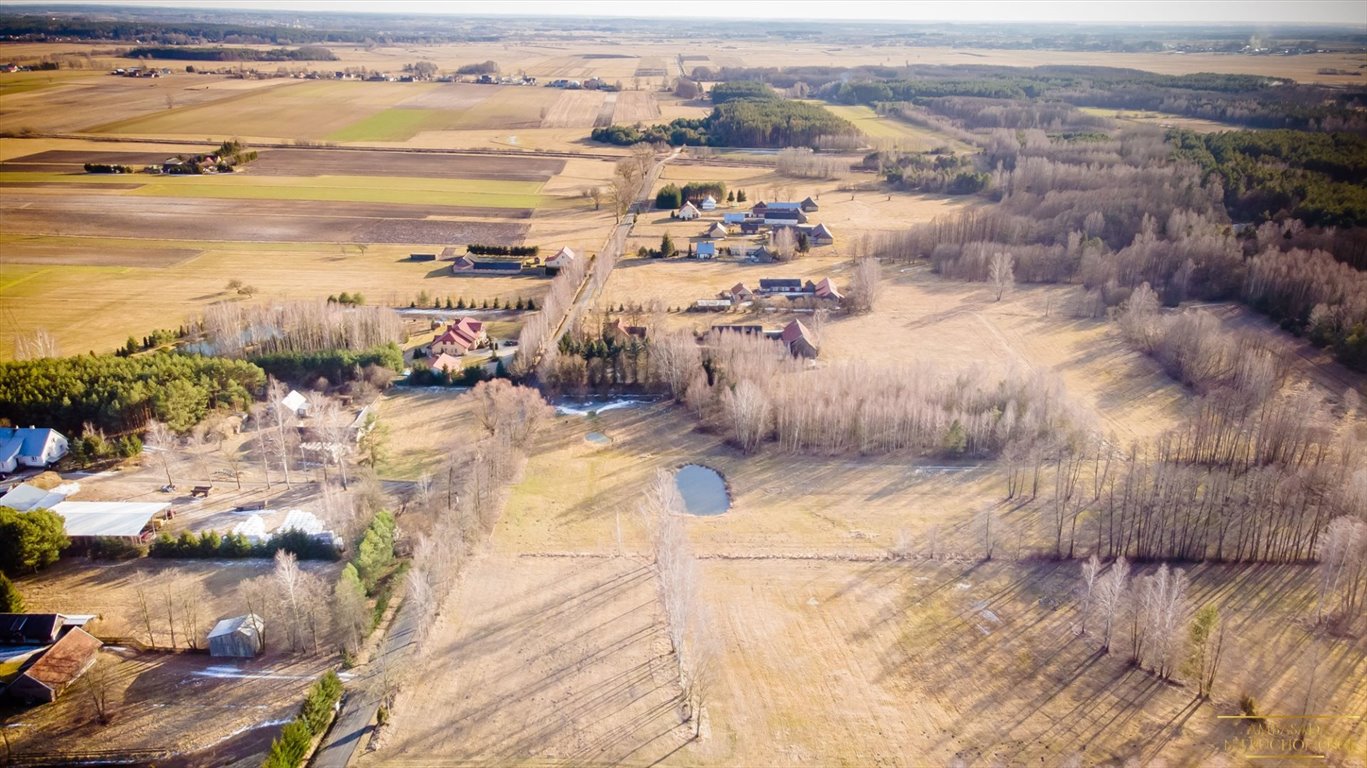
[[1078, 553, 1100, 637], [1095, 556, 1129, 653], [989, 251, 1014, 301], [143, 420, 178, 488], [848, 257, 883, 314]]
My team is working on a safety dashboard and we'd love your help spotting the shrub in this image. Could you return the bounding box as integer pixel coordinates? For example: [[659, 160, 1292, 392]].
[[0, 508, 69, 573], [85, 537, 146, 561], [0, 572, 23, 612]]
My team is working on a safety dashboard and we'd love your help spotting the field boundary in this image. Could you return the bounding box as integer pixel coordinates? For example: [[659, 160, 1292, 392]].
[[10, 133, 624, 161]]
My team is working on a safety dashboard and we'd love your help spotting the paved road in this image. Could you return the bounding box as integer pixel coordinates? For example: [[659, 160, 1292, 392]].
[[312, 595, 419, 768]]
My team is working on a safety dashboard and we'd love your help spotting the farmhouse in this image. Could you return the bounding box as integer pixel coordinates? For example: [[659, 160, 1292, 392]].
[[781, 319, 820, 359], [703, 222, 728, 240], [451, 256, 524, 275], [677, 202, 701, 220], [810, 223, 836, 245], [800, 196, 820, 212], [5, 628, 101, 704], [545, 246, 577, 275], [0, 428, 69, 472], [746, 245, 776, 263], [430, 318, 487, 357], [695, 242, 717, 259], [700, 195, 718, 211], [207, 614, 264, 658], [49, 501, 171, 544]]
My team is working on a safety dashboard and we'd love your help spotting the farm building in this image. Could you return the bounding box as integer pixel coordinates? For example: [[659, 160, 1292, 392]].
[[0, 614, 63, 646], [408, 253, 437, 262], [810, 223, 835, 245], [703, 222, 728, 240], [762, 209, 808, 226], [0, 482, 78, 512], [545, 246, 577, 275], [746, 245, 776, 263], [0, 428, 69, 472], [280, 390, 309, 417], [604, 319, 648, 343], [5, 628, 101, 703], [739, 219, 764, 235], [451, 256, 524, 275], [430, 318, 486, 357], [815, 277, 844, 301], [722, 212, 747, 225], [693, 298, 733, 311], [677, 202, 701, 220], [48, 501, 170, 544], [724, 282, 754, 301], [695, 242, 717, 259], [781, 320, 820, 359], [208, 614, 264, 658], [758, 278, 805, 295], [700, 194, 718, 211], [750, 201, 802, 217], [800, 196, 819, 212]]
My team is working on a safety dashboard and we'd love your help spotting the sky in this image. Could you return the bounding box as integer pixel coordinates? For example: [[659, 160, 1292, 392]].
[[7, 0, 1366, 26]]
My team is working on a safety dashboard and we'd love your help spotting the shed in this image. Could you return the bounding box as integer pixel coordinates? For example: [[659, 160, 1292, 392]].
[[207, 614, 264, 658], [6, 628, 101, 703], [781, 319, 819, 359], [0, 482, 78, 512]]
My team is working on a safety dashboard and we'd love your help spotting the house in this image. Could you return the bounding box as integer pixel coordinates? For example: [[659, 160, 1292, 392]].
[[781, 320, 819, 359], [408, 253, 437, 262], [545, 246, 577, 275], [430, 318, 487, 357], [810, 223, 835, 246], [700, 194, 718, 211], [604, 319, 648, 343], [0, 428, 69, 472], [722, 212, 747, 225], [711, 324, 768, 337], [428, 353, 465, 374], [6, 628, 101, 703], [0, 614, 63, 646], [758, 278, 804, 295], [800, 196, 820, 212], [280, 390, 309, 417], [695, 242, 717, 259], [450, 256, 523, 275], [723, 282, 754, 301], [815, 277, 844, 301], [746, 246, 776, 263], [677, 202, 701, 220], [703, 222, 728, 240], [739, 219, 765, 235], [207, 614, 264, 658], [0, 482, 78, 511]]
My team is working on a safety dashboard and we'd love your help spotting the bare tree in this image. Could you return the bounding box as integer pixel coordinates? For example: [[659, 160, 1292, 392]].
[[723, 379, 771, 454], [143, 420, 178, 488], [584, 186, 604, 211], [1078, 553, 1100, 637], [159, 570, 180, 650], [266, 379, 296, 487], [307, 393, 353, 489], [273, 550, 305, 652], [469, 379, 553, 450], [650, 330, 701, 401], [78, 652, 116, 725], [1095, 557, 1129, 653], [1315, 516, 1367, 627], [1137, 563, 1188, 679], [771, 227, 797, 261], [406, 566, 435, 645], [611, 158, 644, 221], [989, 251, 1015, 301], [12, 328, 60, 360], [130, 572, 157, 649], [847, 257, 883, 314], [240, 576, 277, 652], [177, 580, 207, 651]]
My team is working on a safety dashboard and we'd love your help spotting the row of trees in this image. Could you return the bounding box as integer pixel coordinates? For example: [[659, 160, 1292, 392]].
[[200, 299, 403, 358], [0, 352, 264, 435], [512, 245, 592, 378]]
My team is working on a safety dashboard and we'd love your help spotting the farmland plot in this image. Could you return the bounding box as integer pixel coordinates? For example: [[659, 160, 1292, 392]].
[[539, 89, 609, 128]]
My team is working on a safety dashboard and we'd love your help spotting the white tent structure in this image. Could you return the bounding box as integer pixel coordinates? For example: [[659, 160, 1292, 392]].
[[49, 501, 168, 542], [0, 482, 79, 512], [280, 390, 309, 417], [230, 514, 269, 543]]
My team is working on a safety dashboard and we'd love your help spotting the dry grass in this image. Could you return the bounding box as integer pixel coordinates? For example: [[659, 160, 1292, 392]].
[[540, 89, 609, 128]]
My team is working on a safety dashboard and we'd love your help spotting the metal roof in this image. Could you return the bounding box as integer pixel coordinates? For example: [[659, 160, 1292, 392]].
[[50, 501, 167, 538]]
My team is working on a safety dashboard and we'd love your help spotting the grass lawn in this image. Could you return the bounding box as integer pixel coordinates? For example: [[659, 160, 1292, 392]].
[[822, 103, 976, 153]]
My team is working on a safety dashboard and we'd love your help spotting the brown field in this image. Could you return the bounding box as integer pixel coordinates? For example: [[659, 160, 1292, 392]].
[[7, 559, 335, 763], [612, 90, 663, 123], [540, 89, 610, 128]]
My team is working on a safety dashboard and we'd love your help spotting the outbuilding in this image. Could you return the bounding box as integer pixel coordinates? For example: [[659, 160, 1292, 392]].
[[207, 614, 264, 658], [5, 627, 101, 703]]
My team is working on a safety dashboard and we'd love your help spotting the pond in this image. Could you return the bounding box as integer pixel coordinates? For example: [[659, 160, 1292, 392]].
[[585, 432, 613, 446], [675, 464, 730, 516]]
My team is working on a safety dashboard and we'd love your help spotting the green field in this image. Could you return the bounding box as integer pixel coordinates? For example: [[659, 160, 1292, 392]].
[[0, 171, 548, 209], [822, 103, 975, 152], [326, 108, 466, 142]]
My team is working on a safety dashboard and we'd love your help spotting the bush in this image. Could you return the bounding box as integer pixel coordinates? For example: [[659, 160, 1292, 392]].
[[656, 183, 682, 209], [261, 719, 313, 768], [465, 244, 538, 257], [299, 671, 343, 734], [250, 344, 403, 387], [0, 508, 69, 573], [0, 572, 23, 612], [85, 537, 146, 561], [148, 530, 337, 561]]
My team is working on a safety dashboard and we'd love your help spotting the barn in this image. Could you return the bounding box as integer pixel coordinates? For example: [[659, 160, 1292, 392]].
[[5, 628, 102, 703], [208, 614, 264, 658]]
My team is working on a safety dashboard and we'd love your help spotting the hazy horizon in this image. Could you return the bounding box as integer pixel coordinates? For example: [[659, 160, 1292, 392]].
[[4, 0, 1365, 27]]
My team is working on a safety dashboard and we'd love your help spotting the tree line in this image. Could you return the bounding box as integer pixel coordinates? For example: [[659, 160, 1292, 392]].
[[125, 45, 337, 61]]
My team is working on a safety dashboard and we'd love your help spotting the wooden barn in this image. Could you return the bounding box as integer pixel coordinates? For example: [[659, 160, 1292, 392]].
[[207, 614, 264, 658]]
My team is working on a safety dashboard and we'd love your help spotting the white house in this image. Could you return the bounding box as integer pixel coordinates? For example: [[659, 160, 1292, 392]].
[[677, 201, 701, 220], [703, 222, 728, 240], [0, 428, 69, 473], [545, 246, 577, 272], [700, 194, 718, 211]]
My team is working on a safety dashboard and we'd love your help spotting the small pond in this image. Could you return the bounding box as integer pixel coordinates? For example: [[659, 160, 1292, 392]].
[[585, 432, 613, 446], [675, 464, 730, 516]]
